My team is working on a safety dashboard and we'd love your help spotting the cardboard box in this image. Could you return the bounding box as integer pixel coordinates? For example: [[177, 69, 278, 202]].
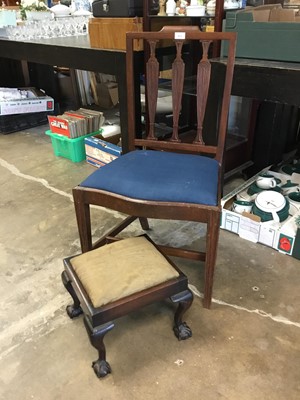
[[85, 134, 122, 168], [221, 168, 300, 259], [222, 5, 300, 62], [0, 88, 54, 116], [95, 82, 119, 109], [89, 17, 143, 51]]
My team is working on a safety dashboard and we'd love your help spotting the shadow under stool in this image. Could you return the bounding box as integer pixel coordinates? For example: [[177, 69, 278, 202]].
[[61, 236, 194, 378]]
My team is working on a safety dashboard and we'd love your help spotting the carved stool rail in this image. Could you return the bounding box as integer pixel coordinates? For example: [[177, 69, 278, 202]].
[[61, 236, 193, 378]]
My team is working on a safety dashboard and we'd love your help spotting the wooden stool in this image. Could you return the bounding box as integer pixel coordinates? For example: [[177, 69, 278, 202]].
[[61, 236, 193, 378]]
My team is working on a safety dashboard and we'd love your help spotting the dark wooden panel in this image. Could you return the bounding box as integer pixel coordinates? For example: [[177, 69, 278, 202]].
[[0, 37, 125, 73], [212, 58, 300, 106], [0, 58, 26, 87]]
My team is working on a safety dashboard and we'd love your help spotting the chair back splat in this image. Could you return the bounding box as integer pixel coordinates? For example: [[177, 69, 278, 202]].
[[72, 27, 237, 309], [126, 26, 236, 167]]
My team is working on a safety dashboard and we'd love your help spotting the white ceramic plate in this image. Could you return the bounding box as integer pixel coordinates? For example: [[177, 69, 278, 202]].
[[255, 191, 286, 213]]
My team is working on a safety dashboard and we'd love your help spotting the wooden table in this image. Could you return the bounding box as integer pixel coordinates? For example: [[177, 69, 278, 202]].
[[0, 35, 143, 150], [211, 57, 300, 173], [215, 57, 300, 106]]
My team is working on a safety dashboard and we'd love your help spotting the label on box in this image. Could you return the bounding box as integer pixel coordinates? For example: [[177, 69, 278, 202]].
[[222, 211, 241, 234], [48, 116, 71, 137], [277, 233, 294, 255], [239, 216, 260, 243], [0, 98, 54, 116], [258, 224, 278, 248]]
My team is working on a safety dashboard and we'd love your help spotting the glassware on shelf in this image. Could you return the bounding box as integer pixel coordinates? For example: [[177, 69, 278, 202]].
[[6, 15, 90, 40]]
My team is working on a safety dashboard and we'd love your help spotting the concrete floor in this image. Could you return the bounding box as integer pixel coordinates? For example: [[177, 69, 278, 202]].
[[0, 126, 300, 400]]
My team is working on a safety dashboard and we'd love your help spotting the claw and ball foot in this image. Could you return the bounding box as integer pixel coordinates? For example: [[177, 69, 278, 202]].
[[92, 359, 112, 378], [66, 304, 83, 319], [62, 270, 83, 319], [171, 289, 193, 341], [84, 318, 115, 379], [173, 322, 192, 340]]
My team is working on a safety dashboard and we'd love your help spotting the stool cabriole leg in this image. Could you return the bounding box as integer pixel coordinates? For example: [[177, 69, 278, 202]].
[[171, 289, 193, 340], [61, 270, 83, 319], [84, 317, 115, 378]]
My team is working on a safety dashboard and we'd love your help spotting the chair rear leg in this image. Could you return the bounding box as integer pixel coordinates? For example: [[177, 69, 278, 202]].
[[139, 217, 150, 230], [84, 317, 115, 378], [93, 216, 139, 249], [203, 211, 220, 309], [61, 270, 83, 319], [171, 289, 193, 340]]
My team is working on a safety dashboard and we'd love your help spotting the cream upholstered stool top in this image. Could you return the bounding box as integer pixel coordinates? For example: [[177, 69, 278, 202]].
[[71, 236, 180, 307], [62, 236, 193, 378]]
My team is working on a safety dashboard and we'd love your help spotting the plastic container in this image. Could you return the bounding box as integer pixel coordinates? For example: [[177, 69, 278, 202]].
[[45, 130, 101, 162], [0, 112, 52, 135]]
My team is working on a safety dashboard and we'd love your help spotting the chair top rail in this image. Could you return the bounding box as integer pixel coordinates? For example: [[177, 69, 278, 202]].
[[126, 26, 237, 42]]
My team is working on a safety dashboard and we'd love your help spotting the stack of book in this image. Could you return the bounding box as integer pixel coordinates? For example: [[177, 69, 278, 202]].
[[48, 108, 105, 138]]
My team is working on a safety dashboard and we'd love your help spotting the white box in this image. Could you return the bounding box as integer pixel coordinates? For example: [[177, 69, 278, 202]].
[[0, 88, 54, 116], [221, 168, 300, 258], [84, 134, 122, 168]]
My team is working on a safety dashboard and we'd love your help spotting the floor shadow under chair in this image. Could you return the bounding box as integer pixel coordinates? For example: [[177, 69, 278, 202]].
[[61, 236, 193, 378]]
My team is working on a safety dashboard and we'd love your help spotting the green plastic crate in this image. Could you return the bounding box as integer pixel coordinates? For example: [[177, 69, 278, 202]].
[[45, 130, 101, 163]]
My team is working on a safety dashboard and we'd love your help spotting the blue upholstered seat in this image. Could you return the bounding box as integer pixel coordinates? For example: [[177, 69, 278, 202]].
[[80, 150, 219, 206]]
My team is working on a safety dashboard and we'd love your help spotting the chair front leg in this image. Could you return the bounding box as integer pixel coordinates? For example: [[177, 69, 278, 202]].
[[203, 211, 220, 309], [73, 188, 93, 253]]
